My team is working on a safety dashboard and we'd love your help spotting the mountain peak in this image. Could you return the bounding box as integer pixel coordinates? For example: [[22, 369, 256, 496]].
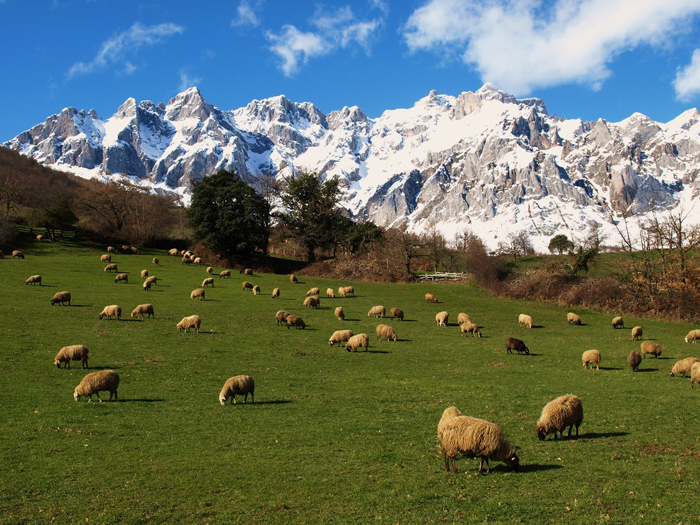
[[166, 87, 212, 121]]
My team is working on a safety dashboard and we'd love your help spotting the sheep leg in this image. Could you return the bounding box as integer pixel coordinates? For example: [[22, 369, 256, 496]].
[[568, 425, 573, 437], [451, 457, 458, 473], [444, 453, 450, 472], [243, 393, 248, 403], [250, 392, 254, 403]]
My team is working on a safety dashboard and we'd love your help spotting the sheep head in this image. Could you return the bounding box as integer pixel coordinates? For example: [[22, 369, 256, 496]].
[[505, 454, 520, 472], [219, 395, 227, 406], [536, 424, 547, 441]]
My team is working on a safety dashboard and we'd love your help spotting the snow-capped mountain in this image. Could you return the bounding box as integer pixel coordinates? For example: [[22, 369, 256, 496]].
[[5, 85, 700, 251]]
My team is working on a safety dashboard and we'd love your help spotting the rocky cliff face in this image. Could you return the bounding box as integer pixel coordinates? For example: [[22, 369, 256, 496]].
[[4, 85, 700, 250]]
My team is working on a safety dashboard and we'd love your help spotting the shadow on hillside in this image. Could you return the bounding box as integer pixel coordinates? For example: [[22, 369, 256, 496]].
[[247, 400, 292, 405], [364, 349, 390, 354], [599, 366, 623, 371], [88, 366, 121, 371], [578, 431, 628, 440], [518, 464, 564, 474]]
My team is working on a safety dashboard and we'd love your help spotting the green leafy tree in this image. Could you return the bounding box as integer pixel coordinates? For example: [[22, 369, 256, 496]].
[[548, 234, 574, 255], [187, 170, 270, 257], [38, 195, 78, 241]]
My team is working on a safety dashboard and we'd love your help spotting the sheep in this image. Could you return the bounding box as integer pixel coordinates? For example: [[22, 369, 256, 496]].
[[104, 263, 118, 272], [376, 324, 398, 342], [272, 288, 280, 299], [329, 329, 353, 346], [152, 257, 159, 265], [435, 311, 449, 327], [120, 245, 129, 253], [290, 274, 298, 283], [242, 281, 253, 291], [99, 305, 122, 320], [145, 275, 158, 286], [100, 254, 111, 262], [628, 350, 642, 372], [335, 306, 345, 321], [303, 295, 320, 309], [343, 286, 355, 297], [36, 234, 43, 242], [219, 375, 255, 405], [338, 286, 347, 298], [51, 291, 71, 306], [457, 313, 471, 325], [505, 337, 529, 355], [536, 394, 584, 441], [438, 409, 519, 474], [182, 256, 193, 265], [131, 304, 154, 319], [691, 363, 700, 388], [141, 269, 149, 279], [345, 333, 369, 352], [25, 275, 42, 286], [130, 246, 139, 255], [206, 266, 213, 274], [202, 277, 215, 287], [460, 322, 482, 337], [54, 345, 89, 369], [252, 284, 261, 295], [114, 273, 128, 284], [567, 312, 581, 325], [191, 257, 200, 265], [612, 316, 624, 329], [631, 326, 643, 341], [425, 293, 438, 303], [219, 270, 231, 278], [168, 248, 179, 256], [390, 308, 404, 321], [286, 314, 306, 330], [640, 341, 662, 359], [191, 288, 206, 301], [326, 288, 335, 298], [143, 281, 151, 291], [670, 357, 700, 377], [73, 370, 120, 402], [177, 314, 201, 333], [518, 314, 533, 328], [582, 349, 601, 370], [685, 329, 700, 343], [107, 246, 116, 253], [306, 287, 320, 296], [368, 305, 386, 318], [244, 268, 253, 276], [275, 310, 290, 326], [12, 250, 24, 259]]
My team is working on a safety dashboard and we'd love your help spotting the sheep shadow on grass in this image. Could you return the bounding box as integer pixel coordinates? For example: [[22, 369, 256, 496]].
[[364, 349, 390, 354], [633, 368, 658, 373], [598, 366, 623, 371], [576, 431, 628, 440], [518, 464, 564, 474], [244, 400, 292, 405], [118, 398, 166, 403]]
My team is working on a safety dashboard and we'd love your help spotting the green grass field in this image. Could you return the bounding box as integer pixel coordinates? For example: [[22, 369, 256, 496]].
[[2, 240, 700, 524]]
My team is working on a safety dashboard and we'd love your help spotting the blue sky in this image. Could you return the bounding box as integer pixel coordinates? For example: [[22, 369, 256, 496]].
[[2, 0, 700, 142]]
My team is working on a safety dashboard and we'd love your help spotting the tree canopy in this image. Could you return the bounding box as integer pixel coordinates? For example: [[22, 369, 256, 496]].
[[548, 234, 574, 255]]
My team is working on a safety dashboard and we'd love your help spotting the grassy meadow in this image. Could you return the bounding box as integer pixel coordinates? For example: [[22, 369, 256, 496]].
[[2, 239, 700, 524]]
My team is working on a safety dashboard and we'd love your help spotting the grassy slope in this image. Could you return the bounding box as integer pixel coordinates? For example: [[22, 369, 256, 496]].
[[2, 240, 700, 524]]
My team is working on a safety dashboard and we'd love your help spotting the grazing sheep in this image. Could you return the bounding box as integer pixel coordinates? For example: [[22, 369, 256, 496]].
[[338, 286, 347, 298], [376, 324, 398, 342], [177, 315, 201, 333], [193, 257, 201, 265], [457, 313, 471, 325], [104, 263, 118, 272], [567, 312, 581, 325], [145, 275, 158, 286], [290, 274, 298, 283], [390, 308, 404, 321], [219, 375, 255, 405], [335, 306, 345, 321], [131, 304, 154, 319], [152, 257, 159, 265], [286, 314, 306, 330], [425, 293, 437, 303], [36, 234, 43, 242], [685, 329, 700, 343], [206, 266, 213, 274], [73, 370, 120, 402], [582, 349, 601, 370], [25, 275, 42, 286], [99, 305, 122, 320], [275, 310, 290, 326], [329, 329, 353, 346], [141, 269, 149, 279], [505, 337, 529, 355], [107, 246, 116, 253], [343, 286, 355, 297], [51, 291, 71, 306], [130, 246, 139, 255], [536, 394, 583, 440], [345, 333, 369, 352], [168, 248, 178, 256], [460, 322, 482, 337], [631, 326, 643, 341], [202, 277, 215, 288], [100, 254, 111, 262], [242, 281, 253, 291], [368, 305, 386, 318], [120, 245, 129, 253], [628, 350, 642, 372], [54, 345, 89, 369], [612, 316, 624, 329], [142, 281, 151, 291], [326, 288, 335, 298], [182, 256, 193, 265], [670, 357, 700, 377], [244, 268, 253, 276], [272, 287, 280, 299], [191, 288, 206, 301], [12, 250, 24, 259], [691, 363, 700, 388], [435, 311, 449, 327], [307, 287, 320, 296], [304, 295, 320, 308], [518, 314, 533, 328], [252, 285, 261, 295], [640, 341, 662, 359], [439, 409, 519, 474], [219, 270, 231, 278], [114, 273, 128, 284]]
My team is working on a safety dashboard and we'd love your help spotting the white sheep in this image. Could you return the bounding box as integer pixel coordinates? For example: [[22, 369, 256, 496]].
[[202, 277, 215, 287], [290, 274, 298, 283], [130, 246, 139, 255], [329, 330, 353, 346], [343, 286, 355, 297], [104, 263, 118, 272], [367, 305, 385, 318], [631, 326, 643, 341], [51, 291, 71, 306], [670, 357, 700, 377], [219, 270, 231, 278], [691, 362, 700, 388], [435, 311, 449, 327], [193, 257, 202, 265], [131, 304, 154, 319], [272, 288, 280, 299], [326, 288, 335, 298], [144, 276, 158, 287], [303, 295, 320, 308], [219, 375, 255, 405], [612, 316, 624, 329], [168, 248, 179, 256], [640, 341, 662, 358], [25, 275, 42, 286], [143, 280, 152, 291], [54, 345, 89, 369], [114, 273, 128, 284], [244, 268, 253, 275], [425, 293, 438, 303], [628, 350, 641, 372], [242, 281, 253, 291], [345, 333, 369, 352], [457, 313, 471, 325], [306, 287, 320, 296], [100, 254, 111, 262], [12, 250, 25, 259], [536, 394, 584, 440], [191, 288, 206, 301], [177, 315, 201, 333], [252, 285, 261, 295], [518, 314, 533, 328], [206, 266, 213, 274], [376, 324, 398, 342], [182, 256, 193, 265], [390, 308, 404, 321], [460, 322, 482, 337], [685, 329, 700, 343], [567, 312, 581, 325], [582, 349, 601, 370], [286, 314, 306, 330], [275, 310, 290, 326], [107, 246, 116, 253], [99, 305, 122, 320], [337, 286, 347, 298], [152, 257, 159, 265], [74, 370, 120, 402], [141, 269, 148, 279], [334, 306, 345, 321]]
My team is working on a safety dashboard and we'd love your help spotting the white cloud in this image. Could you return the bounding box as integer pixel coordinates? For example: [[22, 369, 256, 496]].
[[266, 25, 329, 77], [231, 0, 261, 28], [675, 50, 700, 102], [179, 69, 202, 92], [403, 0, 700, 95], [67, 22, 184, 79]]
